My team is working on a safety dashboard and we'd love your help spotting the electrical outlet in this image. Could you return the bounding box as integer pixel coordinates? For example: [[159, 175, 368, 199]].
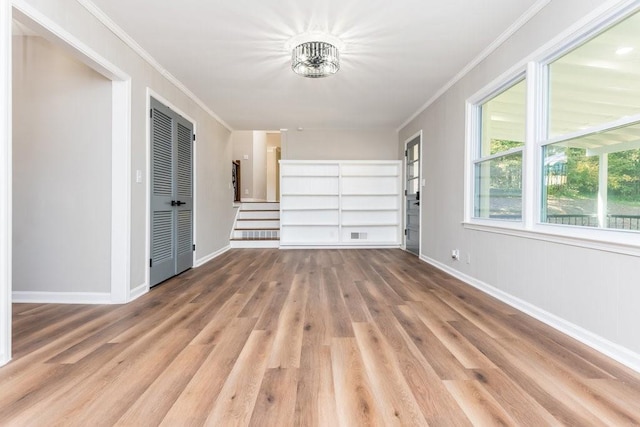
[[466, 253, 471, 264], [244, 189, 249, 195], [451, 249, 460, 260]]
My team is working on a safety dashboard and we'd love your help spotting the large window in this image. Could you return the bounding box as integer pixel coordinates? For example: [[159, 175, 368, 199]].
[[473, 79, 526, 220], [468, 6, 640, 240], [542, 10, 640, 231]]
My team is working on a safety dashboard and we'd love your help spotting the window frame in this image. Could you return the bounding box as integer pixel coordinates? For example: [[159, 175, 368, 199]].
[[464, 2, 640, 255], [466, 71, 528, 228]]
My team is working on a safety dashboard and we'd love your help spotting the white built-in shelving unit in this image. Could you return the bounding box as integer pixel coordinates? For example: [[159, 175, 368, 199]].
[[280, 160, 402, 247]]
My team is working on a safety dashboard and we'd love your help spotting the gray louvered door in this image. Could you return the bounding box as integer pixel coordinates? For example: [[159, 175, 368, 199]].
[[150, 98, 193, 287]]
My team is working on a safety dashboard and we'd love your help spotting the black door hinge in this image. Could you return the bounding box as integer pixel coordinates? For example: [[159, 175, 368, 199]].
[[193, 244, 196, 251], [404, 189, 407, 196], [150, 258, 153, 267], [150, 109, 153, 118], [193, 134, 196, 142], [404, 229, 407, 236]]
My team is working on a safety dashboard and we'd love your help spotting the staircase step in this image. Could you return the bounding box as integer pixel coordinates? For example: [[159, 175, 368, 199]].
[[238, 210, 280, 220], [241, 202, 280, 211], [236, 219, 280, 229]]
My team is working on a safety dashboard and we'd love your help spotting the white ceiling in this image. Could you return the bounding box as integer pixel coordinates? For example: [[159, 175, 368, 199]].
[[87, 0, 542, 131]]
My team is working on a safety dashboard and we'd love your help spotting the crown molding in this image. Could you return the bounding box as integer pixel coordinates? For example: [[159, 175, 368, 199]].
[[76, 0, 233, 132], [397, 0, 551, 132]]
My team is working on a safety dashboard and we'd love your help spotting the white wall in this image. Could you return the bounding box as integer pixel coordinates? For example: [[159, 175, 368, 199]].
[[399, 0, 640, 367], [11, 0, 234, 292], [12, 35, 112, 294], [252, 131, 267, 201], [266, 133, 280, 202], [283, 129, 398, 161], [232, 131, 253, 199]]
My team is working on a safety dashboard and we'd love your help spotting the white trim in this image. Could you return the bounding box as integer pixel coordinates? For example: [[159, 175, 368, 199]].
[[76, 0, 233, 132], [419, 254, 640, 374], [12, 1, 132, 305], [194, 245, 231, 266], [542, 114, 640, 147], [128, 282, 148, 301], [12, 291, 112, 305], [463, 222, 640, 257], [397, 0, 551, 131], [472, 146, 524, 164], [0, 0, 11, 367], [110, 79, 131, 303], [465, 69, 527, 224], [279, 245, 401, 250], [232, 240, 280, 249], [11, 1, 128, 81]]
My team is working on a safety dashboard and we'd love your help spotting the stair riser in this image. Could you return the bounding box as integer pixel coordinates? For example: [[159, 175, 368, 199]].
[[236, 220, 280, 229], [237, 211, 280, 220], [241, 202, 280, 211], [232, 230, 280, 239]]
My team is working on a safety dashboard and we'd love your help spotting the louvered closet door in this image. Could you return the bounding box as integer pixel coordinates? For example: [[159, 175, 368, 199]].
[[174, 116, 193, 275], [150, 98, 194, 287]]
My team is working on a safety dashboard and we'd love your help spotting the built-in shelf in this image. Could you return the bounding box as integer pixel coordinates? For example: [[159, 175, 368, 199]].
[[280, 160, 402, 247]]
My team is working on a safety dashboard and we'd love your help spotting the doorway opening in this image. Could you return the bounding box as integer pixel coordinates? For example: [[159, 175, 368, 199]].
[[231, 131, 281, 203], [2, 5, 131, 365]]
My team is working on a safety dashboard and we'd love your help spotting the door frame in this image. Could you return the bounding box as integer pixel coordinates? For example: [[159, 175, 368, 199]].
[[145, 89, 197, 292], [403, 130, 423, 256], [1, 1, 132, 366]]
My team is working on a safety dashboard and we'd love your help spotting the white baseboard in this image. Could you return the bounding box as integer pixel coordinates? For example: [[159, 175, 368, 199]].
[[128, 283, 148, 302], [232, 240, 280, 249], [279, 244, 402, 250], [194, 245, 231, 267], [12, 291, 113, 304], [419, 254, 640, 374]]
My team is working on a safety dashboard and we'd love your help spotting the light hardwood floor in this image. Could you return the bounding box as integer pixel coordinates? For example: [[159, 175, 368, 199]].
[[2, 249, 640, 426]]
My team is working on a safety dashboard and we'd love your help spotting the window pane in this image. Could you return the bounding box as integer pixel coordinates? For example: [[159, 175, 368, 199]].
[[407, 160, 419, 180], [548, 10, 640, 137], [474, 153, 522, 220], [408, 144, 419, 162], [542, 122, 640, 230], [407, 177, 419, 195], [608, 148, 640, 230], [480, 79, 526, 157], [543, 145, 598, 227]]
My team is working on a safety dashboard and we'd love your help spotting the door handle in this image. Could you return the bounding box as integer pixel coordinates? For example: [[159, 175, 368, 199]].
[[171, 200, 186, 206], [414, 202, 420, 206]]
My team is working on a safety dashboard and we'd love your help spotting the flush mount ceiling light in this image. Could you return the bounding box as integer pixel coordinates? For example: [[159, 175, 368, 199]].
[[286, 33, 344, 78]]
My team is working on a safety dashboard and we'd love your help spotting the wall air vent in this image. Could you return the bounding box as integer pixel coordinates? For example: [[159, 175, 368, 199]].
[[350, 232, 368, 240]]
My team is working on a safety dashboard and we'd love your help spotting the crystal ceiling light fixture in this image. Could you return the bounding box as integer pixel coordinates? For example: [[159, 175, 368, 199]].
[[286, 33, 343, 78]]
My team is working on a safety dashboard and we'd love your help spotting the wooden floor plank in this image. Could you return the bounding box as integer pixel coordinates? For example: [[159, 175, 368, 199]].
[[204, 329, 275, 426], [330, 337, 382, 427], [1, 248, 639, 426], [249, 367, 299, 427], [353, 322, 428, 426]]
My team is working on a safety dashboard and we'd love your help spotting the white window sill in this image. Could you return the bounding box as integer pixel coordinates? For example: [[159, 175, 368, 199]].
[[463, 220, 640, 257]]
